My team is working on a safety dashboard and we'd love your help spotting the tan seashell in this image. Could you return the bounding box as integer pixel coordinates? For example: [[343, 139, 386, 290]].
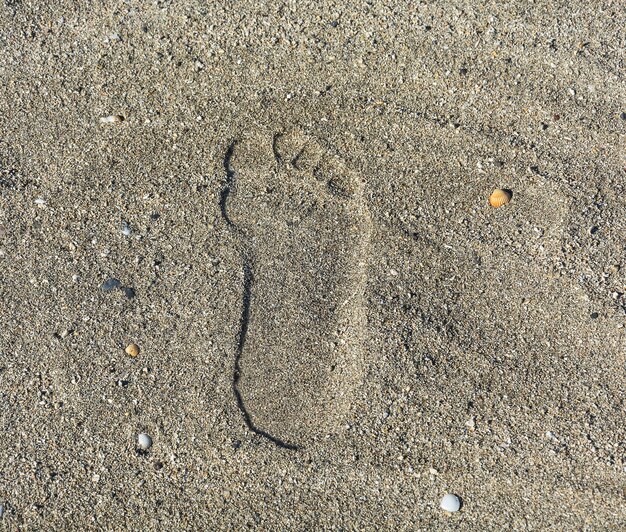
[[489, 188, 512, 208], [125, 343, 140, 357]]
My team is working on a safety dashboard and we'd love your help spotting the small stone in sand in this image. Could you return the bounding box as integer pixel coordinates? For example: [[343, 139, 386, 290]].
[[440, 493, 461, 512], [123, 287, 136, 299], [0, 503, 4, 517], [121, 221, 131, 236], [125, 343, 140, 357], [138, 433, 152, 450], [101, 278, 121, 291]]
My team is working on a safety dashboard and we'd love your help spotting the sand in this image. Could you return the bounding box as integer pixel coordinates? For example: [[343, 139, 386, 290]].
[[0, 0, 625, 529]]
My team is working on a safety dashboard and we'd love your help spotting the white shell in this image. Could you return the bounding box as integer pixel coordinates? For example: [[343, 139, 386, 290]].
[[137, 433, 153, 450], [100, 115, 124, 124], [440, 493, 461, 512]]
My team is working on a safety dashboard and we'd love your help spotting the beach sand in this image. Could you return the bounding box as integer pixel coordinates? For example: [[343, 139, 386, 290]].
[[0, 1, 625, 528]]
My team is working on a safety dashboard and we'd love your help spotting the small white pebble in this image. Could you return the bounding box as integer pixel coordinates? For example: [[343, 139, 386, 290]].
[[440, 493, 461, 512], [121, 221, 131, 236], [34, 198, 46, 205], [545, 430, 557, 441], [137, 433, 152, 450]]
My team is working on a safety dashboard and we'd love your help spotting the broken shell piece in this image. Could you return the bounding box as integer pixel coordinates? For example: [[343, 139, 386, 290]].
[[488, 188, 512, 208], [100, 115, 125, 124]]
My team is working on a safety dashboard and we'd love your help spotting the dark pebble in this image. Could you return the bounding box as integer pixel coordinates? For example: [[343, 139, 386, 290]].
[[330, 20, 338, 28], [123, 287, 136, 299], [621, 112, 626, 120], [150, 212, 160, 221], [590, 312, 599, 319], [459, 67, 468, 75], [101, 278, 121, 291], [590, 226, 599, 235]]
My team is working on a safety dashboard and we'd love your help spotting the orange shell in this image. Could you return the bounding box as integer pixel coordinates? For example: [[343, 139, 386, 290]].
[[489, 188, 512, 208], [125, 343, 140, 357]]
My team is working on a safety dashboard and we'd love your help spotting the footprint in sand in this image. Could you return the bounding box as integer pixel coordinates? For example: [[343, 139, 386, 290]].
[[221, 130, 371, 449]]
